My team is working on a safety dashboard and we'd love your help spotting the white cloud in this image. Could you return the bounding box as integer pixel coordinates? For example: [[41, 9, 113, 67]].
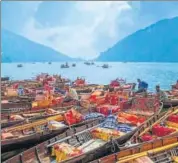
[[22, 1, 132, 59]]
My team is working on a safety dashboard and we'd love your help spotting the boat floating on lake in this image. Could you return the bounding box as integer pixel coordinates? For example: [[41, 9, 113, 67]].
[[61, 63, 69, 68], [102, 64, 109, 68], [72, 63, 76, 67], [17, 64, 23, 68]]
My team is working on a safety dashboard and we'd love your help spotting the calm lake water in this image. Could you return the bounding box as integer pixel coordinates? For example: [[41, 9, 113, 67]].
[[2, 62, 178, 92]]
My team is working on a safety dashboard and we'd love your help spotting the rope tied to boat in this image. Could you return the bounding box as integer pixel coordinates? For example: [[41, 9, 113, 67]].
[[110, 138, 126, 153]]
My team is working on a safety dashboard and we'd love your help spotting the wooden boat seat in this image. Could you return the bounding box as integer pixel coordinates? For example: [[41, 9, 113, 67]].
[[77, 131, 93, 145], [68, 137, 79, 147], [49, 137, 56, 144], [55, 132, 67, 140], [149, 146, 178, 163], [75, 125, 87, 133], [66, 130, 75, 136]]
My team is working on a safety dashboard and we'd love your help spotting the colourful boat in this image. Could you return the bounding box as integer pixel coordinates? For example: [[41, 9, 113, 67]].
[[1, 108, 106, 153], [90, 134, 178, 163], [129, 107, 178, 144]]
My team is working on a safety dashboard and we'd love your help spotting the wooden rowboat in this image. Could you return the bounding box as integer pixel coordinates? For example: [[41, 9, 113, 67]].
[[1, 107, 105, 153], [90, 134, 178, 163], [1, 108, 66, 128], [128, 107, 178, 145], [1, 114, 65, 153], [163, 99, 178, 108], [1, 101, 32, 112], [3, 118, 105, 163], [1, 99, 77, 114], [1, 77, 10, 81]]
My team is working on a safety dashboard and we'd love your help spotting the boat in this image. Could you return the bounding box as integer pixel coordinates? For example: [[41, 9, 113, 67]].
[[61, 64, 69, 68], [72, 63, 76, 67], [133, 91, 178, 108], [128, 107, 178, 145], [17, 64, 23, 68], [163, 91, 178, 107], [48, 62, 52, 64], [1, 114, 65, 152], [171, 81, 178, 90], [1, 108, 67, 128], [1, 77, 10, 81], [3, 118, 103, 163], [1, 108, 106, 153], [1, 91, 77, 113], [163, 99, 178, 108], [110, 78, 127, 88], [84, 61, 95, 65], [1, 97, 76, 114], [91, 134, 178, 163], [102, 64, 109, 68], [84, 61, 91, 65], [1, 101, 32, 112], [61, 63, 69, 68], [1, 148, 25, 162]]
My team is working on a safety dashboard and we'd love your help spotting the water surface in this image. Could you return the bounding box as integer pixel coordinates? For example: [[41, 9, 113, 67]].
[[2, 62, 178, 92]]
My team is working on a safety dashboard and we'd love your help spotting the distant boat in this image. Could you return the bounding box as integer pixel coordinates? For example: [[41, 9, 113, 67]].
[[1, 77, 9, 81], [84, 61, 95, 65], [84, 61, 91, 65], [61, 62, 69, 68], [17, 64, 23, 68], [48, 62, 52, 64], [32, 62, 36, 64], [102, 64, 109, 68], [72, 63, 76, 67]]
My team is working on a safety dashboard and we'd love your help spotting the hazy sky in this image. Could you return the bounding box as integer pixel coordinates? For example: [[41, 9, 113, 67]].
[[2, 1, 178, 59]]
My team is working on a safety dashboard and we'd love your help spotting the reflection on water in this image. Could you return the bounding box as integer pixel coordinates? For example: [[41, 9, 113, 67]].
[[2, 62, 178, 91]]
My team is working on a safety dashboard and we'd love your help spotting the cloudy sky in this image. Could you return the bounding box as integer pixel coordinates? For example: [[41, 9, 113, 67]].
[[2, 1, 178, 59]]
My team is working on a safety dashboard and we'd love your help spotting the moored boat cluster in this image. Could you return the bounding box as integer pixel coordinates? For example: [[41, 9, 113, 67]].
[[1, 74, 178, 163]]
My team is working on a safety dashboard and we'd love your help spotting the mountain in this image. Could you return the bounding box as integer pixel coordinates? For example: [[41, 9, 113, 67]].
[[1, 29, 74, 63], [97, 17, 178, 62]]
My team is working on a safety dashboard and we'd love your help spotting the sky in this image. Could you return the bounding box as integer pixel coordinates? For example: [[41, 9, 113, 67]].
[[2, 1, 178, 59]]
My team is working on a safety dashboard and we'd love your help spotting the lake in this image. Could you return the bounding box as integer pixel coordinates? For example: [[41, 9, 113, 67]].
[[2, 62, 178, 92]]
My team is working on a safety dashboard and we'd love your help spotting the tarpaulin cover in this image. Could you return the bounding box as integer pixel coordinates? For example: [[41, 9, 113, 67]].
[[52, 143, 83, 162], [96, 105, 120, 116], [131, 97, 160, 113], [64, 109, 83, 125], [168, 115, 178, 123], [152, 124, 176, 137], [117, 112, 145, 126]]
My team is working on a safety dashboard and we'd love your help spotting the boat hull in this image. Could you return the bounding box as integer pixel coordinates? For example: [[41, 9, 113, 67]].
[[163, 100, 178, 108], [1, 127, 68, 153]]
